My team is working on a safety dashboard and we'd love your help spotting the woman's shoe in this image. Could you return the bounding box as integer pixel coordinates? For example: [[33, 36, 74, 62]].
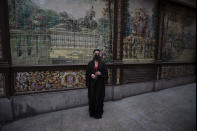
[[94, 114, 102, 119]]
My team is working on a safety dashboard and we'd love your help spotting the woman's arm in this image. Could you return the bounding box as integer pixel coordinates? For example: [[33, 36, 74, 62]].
[[86, 62, 92, 87]]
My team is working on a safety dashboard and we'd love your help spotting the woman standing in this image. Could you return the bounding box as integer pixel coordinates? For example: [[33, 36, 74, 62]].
[[86, 49, 108, 119]]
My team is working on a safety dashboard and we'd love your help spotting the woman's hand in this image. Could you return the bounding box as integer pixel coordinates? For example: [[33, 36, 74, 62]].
[[91, 74, 96, 79]]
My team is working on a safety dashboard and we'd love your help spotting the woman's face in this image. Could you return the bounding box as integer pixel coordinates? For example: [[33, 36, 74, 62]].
[[93, 51, 101, 60], [94, 51, 100, 56]]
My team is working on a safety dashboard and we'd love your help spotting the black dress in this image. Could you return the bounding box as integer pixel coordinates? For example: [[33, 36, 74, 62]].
[[86, 60, 108, 117]]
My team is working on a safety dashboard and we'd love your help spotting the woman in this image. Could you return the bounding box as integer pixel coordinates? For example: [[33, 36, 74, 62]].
[[86, 49, 108, 119]]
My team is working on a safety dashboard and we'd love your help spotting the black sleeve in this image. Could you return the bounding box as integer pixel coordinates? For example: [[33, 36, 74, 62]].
[[86, 62, 92, 87]]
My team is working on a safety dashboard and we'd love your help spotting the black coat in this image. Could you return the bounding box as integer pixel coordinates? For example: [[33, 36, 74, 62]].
[[86, 60, 108, 89], [86, 60, 108, 114]]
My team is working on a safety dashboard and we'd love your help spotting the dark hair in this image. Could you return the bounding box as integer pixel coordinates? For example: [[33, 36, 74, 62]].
[[93, 49, 100, 53]]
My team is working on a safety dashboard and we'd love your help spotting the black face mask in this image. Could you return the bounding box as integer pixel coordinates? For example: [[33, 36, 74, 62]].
[[94, 55, 100, 61]]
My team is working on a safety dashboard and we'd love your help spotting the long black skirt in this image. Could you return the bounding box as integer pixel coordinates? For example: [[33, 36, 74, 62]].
[[88, 79, 105, 116]]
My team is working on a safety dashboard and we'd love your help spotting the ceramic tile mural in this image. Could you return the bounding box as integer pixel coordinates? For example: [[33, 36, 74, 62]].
[[8, 0, 114, 65], [161, 3, 196, 62], [15, 70, 86, 92], [123, 0, 157, 63], [15, 69, 112, 93], [0, 73, 5, 96], [160, 65, 195, 79]]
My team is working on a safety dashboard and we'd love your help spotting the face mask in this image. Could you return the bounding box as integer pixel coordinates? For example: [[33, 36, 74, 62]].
[[94, 54, 100, 60]]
